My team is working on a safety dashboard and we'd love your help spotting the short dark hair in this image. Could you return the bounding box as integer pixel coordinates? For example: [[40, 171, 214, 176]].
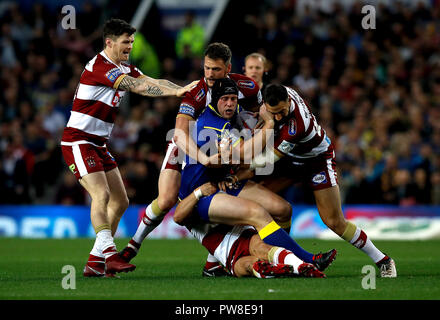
[[204, 42, 232, 65], [102, 18, 136, 47], [263, 84, 288, 106]]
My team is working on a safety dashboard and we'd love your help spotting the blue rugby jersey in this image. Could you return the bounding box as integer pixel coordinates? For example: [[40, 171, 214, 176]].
[[178, 104, 242, 200]]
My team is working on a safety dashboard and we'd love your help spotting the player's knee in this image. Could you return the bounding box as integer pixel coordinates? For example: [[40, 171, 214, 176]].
[[157, 194, 177, 212], [271, 200, 292, 222], [92, 188, 110, 205], [246, 203, 270, 225], [322, 213, 345, 233], [119, 195, 129, 211]]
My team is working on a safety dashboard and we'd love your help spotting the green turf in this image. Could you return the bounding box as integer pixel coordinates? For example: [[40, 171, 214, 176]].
[[0, 238, 439, 300]]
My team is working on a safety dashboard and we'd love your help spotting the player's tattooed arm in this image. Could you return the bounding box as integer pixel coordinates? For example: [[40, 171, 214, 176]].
[[117, 75, 198, 97]]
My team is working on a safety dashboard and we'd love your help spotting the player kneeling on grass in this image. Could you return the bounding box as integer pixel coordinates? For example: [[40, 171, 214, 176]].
[[174, 182, 325, 278]]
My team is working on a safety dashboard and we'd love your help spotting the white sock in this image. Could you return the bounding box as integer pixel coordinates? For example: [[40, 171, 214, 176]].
[[90, 238, 104, 258], [270, 247, 303, 274], [349, 227, 386, 263], [96, 229, 117, 259], [206, 253, 219, 263], [132, 204, 165, 244]]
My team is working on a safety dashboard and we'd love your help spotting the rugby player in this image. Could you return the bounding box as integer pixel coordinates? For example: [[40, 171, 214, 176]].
[[174, 78, 335, 275], [61, 18, 196, 277], [246, 84, 397, 278], [119, 43, 263, 263], [173, 182, 325, 279]]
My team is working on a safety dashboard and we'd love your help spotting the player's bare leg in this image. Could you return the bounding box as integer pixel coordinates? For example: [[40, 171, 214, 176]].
[[238, 180, 292, 230], [314, 185, 396, 277], [250, 234, 324, 278], [80, 171, 111, 229], [258, 176, 294, 195], [105, 168, 129, 236], [204, 194, 274, 278], [120, 169, 180, 262], [207, 193, 321, 266], [233, 256, 259, 277], [80, 171, 135, 277], [208, 193, 274, 230], [239, 180, 332, 265], [233, 235, 324, 278]]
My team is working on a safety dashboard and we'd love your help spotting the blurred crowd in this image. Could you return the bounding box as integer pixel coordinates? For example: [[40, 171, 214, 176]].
[[1, 0, 440, 206]]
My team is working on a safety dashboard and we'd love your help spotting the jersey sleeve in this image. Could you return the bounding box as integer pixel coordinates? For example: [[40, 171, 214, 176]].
[[273, 119, 300, 155], [231, 74, 263, 110], [85, 59, 126, 89], [177, 86, 206, 120], [177, 94, 198, 120], [113, 64, 145, 89], [129, 65, 144, 78]]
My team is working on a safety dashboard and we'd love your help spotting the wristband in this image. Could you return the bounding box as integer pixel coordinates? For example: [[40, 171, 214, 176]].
[[194, 188, 203, 200]]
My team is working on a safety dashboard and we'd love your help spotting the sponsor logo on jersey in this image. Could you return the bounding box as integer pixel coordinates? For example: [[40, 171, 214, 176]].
[[277, 140, 295, 154], [179, 103, 196, 118], [112, 91, 122, 106], [288, 119, 296, 136], [312, 172, 327, 185], [69, 164, 77, 174], [195, 88, 206, 102], [237, 80, 255, 89], [105, 67, 123, 83]]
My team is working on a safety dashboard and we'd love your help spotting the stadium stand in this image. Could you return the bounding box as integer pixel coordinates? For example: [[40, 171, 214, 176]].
[[1, 0, 439, 206]]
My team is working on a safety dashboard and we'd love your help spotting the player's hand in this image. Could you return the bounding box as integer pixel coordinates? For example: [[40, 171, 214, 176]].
[[199, 182, 218, 196], [259, 104, 275, 127], [203, 140, 233, 168], [218, 175, 239, 192], [176, 80, 199, 97], [219, 137, 233, 165], [203, 152, 223, 168]]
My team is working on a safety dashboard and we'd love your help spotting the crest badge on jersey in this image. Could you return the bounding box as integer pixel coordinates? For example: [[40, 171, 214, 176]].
[[277, 140, 295, 154], [105, 67, 123, 83], [86, 156, 96, 168]]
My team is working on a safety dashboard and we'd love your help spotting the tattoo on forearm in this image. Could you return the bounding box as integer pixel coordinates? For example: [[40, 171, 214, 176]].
[[119, 76, 137, 91], [157, 79, 182, 90], [118, 75, 180, 97], [144, 86, 164, 96]]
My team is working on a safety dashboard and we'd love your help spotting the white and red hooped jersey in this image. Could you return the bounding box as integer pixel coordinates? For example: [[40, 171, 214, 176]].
[[189, 223, 256, 275], [273, 86, 334, 161], [61, 51, 143, 147]]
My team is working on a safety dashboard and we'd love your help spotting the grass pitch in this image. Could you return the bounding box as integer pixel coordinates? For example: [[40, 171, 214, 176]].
[[0, 238, 439, 300]]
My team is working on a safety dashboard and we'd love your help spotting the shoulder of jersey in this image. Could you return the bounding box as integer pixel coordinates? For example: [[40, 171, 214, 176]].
[[184, 78, 207, 102], [85, 53, 114, 72], [229, 73, 259, 94]]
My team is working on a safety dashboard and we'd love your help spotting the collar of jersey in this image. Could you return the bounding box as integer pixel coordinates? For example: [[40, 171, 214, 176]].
[[207, 104, 242, 118], [100, 50, 122, 69]]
